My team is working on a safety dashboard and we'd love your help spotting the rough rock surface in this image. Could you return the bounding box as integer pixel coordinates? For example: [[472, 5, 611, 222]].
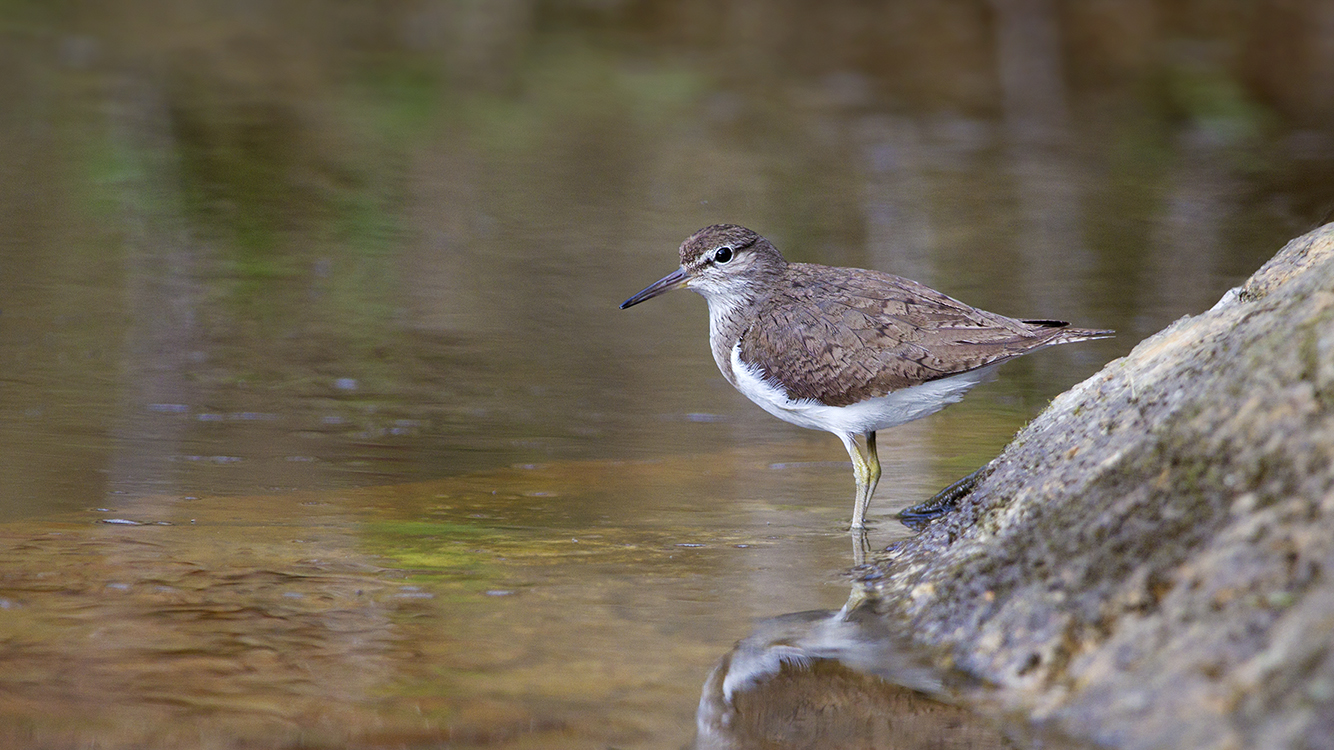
[[869, 224, 1334, 750]]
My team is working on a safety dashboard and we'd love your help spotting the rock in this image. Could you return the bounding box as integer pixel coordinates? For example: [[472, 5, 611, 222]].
[[868, 223, 1334, 750]]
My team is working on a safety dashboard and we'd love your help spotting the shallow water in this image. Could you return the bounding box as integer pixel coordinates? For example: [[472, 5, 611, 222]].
[[1, 1, 1332, 747], [0, 451, 1009, 749]]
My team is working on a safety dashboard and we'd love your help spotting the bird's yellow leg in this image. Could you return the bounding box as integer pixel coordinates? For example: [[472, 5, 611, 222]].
[[865, 431, 881, 509], [839, 433, 872, 531]]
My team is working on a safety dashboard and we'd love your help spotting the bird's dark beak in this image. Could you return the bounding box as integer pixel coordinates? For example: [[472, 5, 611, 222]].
[[620, 267, 689, 309]]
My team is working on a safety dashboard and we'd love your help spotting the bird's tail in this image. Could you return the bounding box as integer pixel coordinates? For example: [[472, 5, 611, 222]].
[[1023, 319, 1116, 343]]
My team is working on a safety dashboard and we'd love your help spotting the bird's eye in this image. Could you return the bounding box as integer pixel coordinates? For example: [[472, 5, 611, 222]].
[[714, 246, 734, 264]]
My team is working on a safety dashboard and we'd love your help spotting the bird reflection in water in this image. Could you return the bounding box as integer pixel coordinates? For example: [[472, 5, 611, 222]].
[[692, 593, 1016, 750]]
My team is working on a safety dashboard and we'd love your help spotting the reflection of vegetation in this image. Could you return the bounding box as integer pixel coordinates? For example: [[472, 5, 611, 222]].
[[347, 64, 444, 148], [11, 0, 1332, 499], [170, 96, 306, 258], [1159, 57, 1270, 148], [161, 49, 442, 263], [450, 36, 703, 154], [162, 53, 422, 314]]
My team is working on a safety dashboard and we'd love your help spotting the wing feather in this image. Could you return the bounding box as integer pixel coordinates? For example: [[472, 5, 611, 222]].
[[737, 264, 1079, 407]]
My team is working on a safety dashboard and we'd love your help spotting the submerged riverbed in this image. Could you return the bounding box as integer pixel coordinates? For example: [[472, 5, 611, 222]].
[[2, 451, 1023, 748]]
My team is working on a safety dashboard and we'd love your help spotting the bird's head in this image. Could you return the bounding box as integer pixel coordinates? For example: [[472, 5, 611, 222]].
[[620, 224, 786, 309]]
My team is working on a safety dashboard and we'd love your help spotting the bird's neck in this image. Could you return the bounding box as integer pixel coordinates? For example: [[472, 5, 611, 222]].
[[699, 279, 769, 387]]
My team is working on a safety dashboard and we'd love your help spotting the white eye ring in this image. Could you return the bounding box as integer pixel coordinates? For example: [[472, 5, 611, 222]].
[[714, 246, 734, 264]]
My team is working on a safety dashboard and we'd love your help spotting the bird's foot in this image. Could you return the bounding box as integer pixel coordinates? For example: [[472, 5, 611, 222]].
[[898, 463, 996, 529]]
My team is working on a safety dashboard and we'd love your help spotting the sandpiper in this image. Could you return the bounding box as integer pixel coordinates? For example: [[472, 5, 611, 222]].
[[621, 224, 1112, 529]]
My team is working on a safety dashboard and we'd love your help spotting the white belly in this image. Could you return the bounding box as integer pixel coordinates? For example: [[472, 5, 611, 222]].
[[729, 344, 995, 437]]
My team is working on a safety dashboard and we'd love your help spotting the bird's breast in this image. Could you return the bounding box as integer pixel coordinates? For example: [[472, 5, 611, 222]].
[[702, 294, 756, 387]]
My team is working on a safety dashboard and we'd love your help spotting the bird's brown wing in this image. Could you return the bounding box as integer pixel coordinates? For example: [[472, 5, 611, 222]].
[[737, 264, 1077, 407]]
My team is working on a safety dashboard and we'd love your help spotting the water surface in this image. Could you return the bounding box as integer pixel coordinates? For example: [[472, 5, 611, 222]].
[[1, 452, 999, 748]]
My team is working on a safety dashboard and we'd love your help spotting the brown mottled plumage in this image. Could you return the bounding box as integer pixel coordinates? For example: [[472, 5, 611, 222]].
[[621, 224, 1112, 530], [740, 264, 1106, 407]]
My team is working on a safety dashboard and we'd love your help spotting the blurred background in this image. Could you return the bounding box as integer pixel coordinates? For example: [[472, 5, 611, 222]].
[[2, 1, 1333, 747], [3, 0, 1331, 521]]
